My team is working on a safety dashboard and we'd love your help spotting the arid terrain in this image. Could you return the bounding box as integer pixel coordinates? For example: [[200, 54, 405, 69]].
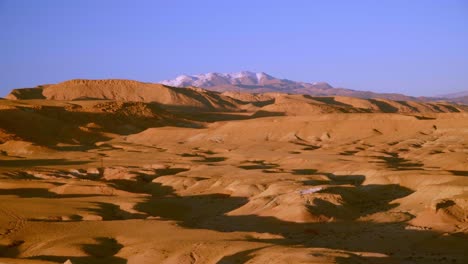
[[1, 80, 467, 264]]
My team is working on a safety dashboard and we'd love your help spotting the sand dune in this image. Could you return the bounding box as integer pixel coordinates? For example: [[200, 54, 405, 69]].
[[1, 85, 467, 263]]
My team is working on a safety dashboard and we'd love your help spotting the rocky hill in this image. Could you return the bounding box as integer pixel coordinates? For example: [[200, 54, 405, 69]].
[[5, 79, 240, 111]]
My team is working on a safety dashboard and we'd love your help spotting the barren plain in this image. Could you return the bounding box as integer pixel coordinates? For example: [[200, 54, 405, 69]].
[[0, 80, 467, 263]]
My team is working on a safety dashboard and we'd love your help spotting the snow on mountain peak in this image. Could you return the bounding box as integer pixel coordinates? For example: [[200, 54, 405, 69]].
[[160, 71, 333, 94], [161, 71, 274, 87]]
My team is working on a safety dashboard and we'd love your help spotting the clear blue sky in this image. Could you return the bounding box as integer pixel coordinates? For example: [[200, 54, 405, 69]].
[[1, 0, 467, 96]]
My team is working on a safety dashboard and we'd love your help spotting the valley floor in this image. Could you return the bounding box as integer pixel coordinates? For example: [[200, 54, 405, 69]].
[[1, 108, 467, 263]]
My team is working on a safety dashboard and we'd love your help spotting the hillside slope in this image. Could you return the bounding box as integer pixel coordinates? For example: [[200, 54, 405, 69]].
[[6, 79, 240, 111], [226, 92, 466, 115]]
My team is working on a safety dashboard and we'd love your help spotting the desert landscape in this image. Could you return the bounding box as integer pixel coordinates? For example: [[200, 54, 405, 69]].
[[0, 79, 467, 264]]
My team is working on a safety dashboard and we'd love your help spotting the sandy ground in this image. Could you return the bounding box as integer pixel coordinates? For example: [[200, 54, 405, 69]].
[[0, 97, 467, 264]]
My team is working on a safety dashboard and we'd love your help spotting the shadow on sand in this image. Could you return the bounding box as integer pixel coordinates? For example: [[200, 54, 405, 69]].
[[6, 166, 466, 263], [372, 151, 424, 171], [0, 159, 91, 168], [29, 237, 126, 264], [91, 170, 468, 263], [0, 187, 104, 199]]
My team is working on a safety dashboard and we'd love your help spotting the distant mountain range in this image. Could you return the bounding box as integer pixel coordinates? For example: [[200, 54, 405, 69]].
[[4, 79, 466, 115], [437, 91, 468, 98], [4, 72, 467, 106], [161, 71, 468, 104]]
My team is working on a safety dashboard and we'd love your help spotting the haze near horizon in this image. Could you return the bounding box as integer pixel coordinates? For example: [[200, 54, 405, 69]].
[[1, 0, 468, 97]]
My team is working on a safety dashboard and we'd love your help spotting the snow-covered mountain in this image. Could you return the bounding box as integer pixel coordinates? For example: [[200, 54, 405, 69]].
[[160, 71, 468, 104], [161, 71, 337, 93], [161, 71, 310, 88], [161, 71, 416, 100]]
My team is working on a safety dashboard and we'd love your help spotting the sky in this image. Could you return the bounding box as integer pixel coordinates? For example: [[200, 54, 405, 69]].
[[1, 0, 468, 97]]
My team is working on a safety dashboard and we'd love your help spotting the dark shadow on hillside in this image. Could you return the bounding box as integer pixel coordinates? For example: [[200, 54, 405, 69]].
[[135, 190, 467, 262], [294, 170, 365, 186], [84, 202, 146, 220], [437, 104, 461, 113], [373, 151, 424, 170], [339, 150, 359, 156], [322, 174, 365, 186], [202, 92, 276, 107], [293, 141, 321, 151], [238, 160, 280, 170], [30, 237, 126, 264], [0, 188, 105, 198], [426, 103, 461, 113], [179, 152, 201, 157], [0, 159, 91, 168], [195, 156, 228, 163], [296, 170, 409, 220], [27, 214, 84, 222], [368, 99, 398, 113], [0, 103, 198, 146], [2, 171, 42, 180], [292, 169, 318, 175], [108, 179, 174, 196], [217, 246, 270, 264], [395, 101, 419, 112], [251, 99, 276, 107], [0, 240, 23, 258], [166, 85, 239, 110], [251, 110, 285, 118], [51, 145, 96, 151], [121, 172, 466, 262], [136, 193, 248, 229], [413, 115, 436, 120], [0, 108, 111, 145], [305, 96, 352, 107], [155, 167, 190, 176], [449, 170, 468, 176], [307, 184, 413, 220], [165, 105, 286, 122], [0, 100, 287, 146], [7, 88, 45, 99], [427, 103, 444, 112], [40, 168, 464, 263]]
